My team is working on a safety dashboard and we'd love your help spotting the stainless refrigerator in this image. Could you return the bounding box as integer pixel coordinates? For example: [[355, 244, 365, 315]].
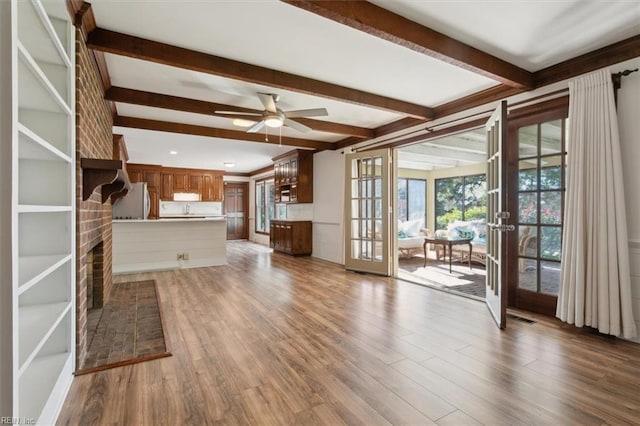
[[112, 182, 150, 220]]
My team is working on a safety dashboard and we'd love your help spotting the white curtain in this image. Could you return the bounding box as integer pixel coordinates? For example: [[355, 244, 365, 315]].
[[557, 68, 637, 339]]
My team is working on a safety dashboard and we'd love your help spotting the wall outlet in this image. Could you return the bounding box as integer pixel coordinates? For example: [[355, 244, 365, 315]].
[[183, 253, 189, 260]]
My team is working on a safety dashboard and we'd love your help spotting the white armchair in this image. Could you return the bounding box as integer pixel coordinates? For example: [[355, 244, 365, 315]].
[[398, 224, 431, 258]]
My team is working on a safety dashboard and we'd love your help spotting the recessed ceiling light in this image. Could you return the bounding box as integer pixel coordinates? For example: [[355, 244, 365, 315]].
[[224, 162, 235, 168], [169, 150, 178, 155]]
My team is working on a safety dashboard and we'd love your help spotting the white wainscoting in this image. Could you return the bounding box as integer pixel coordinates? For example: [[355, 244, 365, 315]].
[[313, 221, 344, 265], [113, 218, 227, 274], [629, 239, 640, 343]]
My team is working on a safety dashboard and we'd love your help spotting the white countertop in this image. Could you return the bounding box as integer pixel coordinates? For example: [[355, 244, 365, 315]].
[[114, 217, 226, 223]]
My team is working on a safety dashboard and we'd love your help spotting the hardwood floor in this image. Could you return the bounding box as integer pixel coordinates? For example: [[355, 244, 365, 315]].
[[57, 241, 640, 425]]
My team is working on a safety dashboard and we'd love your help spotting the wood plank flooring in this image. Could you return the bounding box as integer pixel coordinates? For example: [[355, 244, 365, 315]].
[[57, 241, 640, 425]]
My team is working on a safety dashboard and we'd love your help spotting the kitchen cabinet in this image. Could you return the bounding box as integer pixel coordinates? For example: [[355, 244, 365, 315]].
[[127, 164, 225, 213], [270, 220, 312, 255], [189, 174, 203, 194], [203, 174, 224, 201], [173, 172, 189, 192], [272, 150, 313, 204], [161, 173, 173, 200], [125, 165, 161, 218], [2, 0, 76, 422]]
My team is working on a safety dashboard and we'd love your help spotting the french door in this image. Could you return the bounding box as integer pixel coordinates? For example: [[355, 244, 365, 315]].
[[486, 101, 510, 329], [506, 100, 568, 316], [344, 149, 391, 275]]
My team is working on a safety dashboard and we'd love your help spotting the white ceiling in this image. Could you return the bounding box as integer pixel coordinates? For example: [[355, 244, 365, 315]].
[[89, 0, 640, 173]]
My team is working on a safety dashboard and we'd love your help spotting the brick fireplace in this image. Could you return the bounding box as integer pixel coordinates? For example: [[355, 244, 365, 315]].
[[75, 28, 115, 367]]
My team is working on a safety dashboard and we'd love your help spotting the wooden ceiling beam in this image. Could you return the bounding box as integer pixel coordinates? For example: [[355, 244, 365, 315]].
[[87, 28, 434, 119], [533, 35, 640, 87], [282, 0, 534, 89], [105, 86, 375, 138], [113, 116, 336, 151]]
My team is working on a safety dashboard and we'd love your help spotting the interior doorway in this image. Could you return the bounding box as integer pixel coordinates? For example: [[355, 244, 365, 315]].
[[395, 127, 489, 300]]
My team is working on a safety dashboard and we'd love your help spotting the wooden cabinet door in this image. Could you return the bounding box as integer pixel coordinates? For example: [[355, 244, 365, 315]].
[[128, 169, 143, 183], [173, 172, 189, 193], [284, 225, 293, 254], [148, 189, 159, 219], [189, 174, 203, 195], [202, 175, 213, 200], [289, 158, 298, 183], [161, 173, 173, 200], [212, 175, 224, 201], [269, 222, 275, 248], [143, 170, 159, 190]]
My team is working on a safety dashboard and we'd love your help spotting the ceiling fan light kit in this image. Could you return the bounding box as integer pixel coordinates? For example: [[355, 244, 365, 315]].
[[265, 113, 284, 128]]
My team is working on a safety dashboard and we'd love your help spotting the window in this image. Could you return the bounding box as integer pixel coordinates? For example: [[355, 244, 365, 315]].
[[397, 178, 426, 227], [435, 174, 486, 229], [255, 178, 275, 233]]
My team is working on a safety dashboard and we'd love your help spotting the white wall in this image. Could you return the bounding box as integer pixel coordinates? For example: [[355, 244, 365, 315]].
[[312, 150, 345, 264], [616, 57, 640, 342], [0, 0, 13, 415]]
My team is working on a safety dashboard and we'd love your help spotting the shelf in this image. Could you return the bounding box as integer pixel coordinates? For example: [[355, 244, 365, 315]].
[[18, 302, 71, 370], [18, 0, 71, 68], [19, 350, 71, 421], [18, 42, 71, 115], [18, 123, 71, 163], [18, 205, 71, 213], [19, 211, 71, 258], [81, 158, 132, 203], [18, 254, 71, 293]]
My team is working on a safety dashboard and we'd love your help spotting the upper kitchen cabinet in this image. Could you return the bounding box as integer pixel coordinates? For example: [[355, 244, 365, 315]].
[[126, 164, 224, 203], [202, 174, 224, 201], [273, 150, 313, 204]]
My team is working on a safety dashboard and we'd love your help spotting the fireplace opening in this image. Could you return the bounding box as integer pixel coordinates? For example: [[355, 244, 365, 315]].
[[86, 241, 104, 311]]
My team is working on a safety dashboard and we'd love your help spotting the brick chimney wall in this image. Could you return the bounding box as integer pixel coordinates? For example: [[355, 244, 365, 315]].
[[75, 29, 114, 368]]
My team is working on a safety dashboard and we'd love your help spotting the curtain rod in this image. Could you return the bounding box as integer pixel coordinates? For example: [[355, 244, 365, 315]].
[[612, 68, 638, 105], [354, 69, 637, 153]]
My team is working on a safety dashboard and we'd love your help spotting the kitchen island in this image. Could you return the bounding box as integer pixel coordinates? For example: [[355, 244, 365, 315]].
[[112, 217, 226, 274]]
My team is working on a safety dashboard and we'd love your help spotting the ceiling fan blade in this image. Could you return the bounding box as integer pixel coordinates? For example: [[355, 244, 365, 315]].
[[247, 120, 266, 134], [284, 118, 312, 133], [214, 111, 262, 116], [285, 108, 328, 118], [213, 113, 260, 121], [257, 93, 277, 113]]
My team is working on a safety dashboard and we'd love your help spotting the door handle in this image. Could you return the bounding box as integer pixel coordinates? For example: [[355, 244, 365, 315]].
[[490, 224, 515, 232]]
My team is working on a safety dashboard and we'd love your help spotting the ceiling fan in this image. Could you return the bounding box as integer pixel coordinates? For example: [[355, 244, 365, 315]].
[[214, 92, 328, 133]]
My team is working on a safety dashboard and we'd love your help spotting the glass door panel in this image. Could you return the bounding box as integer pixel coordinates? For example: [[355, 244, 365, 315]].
[[345, 149, 390, 275], [515, 115, 566, 309]]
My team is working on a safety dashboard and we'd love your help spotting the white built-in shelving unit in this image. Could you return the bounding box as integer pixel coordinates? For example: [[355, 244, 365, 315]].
[[6, 0, 76, 423]]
